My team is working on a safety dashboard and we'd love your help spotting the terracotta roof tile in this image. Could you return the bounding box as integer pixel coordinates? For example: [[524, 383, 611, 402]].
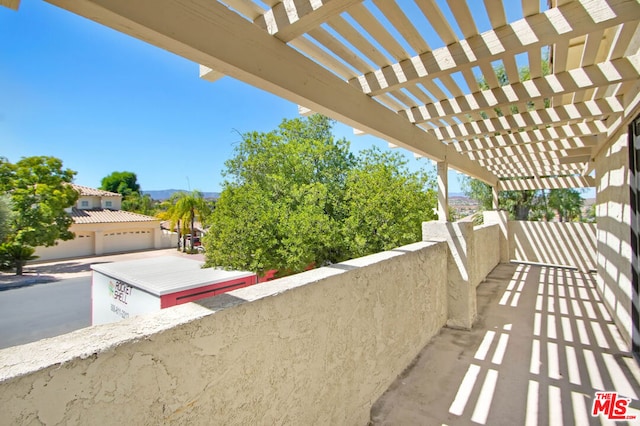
[[71, 184, 121, 197], [71, 208, 159, 224]]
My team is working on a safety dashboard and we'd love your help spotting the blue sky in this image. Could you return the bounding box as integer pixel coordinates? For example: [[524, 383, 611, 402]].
[[1, 1, 551, 195], [2, 1, 312, 192]]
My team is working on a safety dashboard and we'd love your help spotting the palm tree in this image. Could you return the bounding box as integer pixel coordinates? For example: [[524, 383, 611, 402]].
[[548, 189, 584, 222], [0, 242, 39, 275], [161, 191, 212, 252]]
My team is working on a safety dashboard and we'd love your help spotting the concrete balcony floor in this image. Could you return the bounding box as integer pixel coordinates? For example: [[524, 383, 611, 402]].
[[371, 263, 640, 425]]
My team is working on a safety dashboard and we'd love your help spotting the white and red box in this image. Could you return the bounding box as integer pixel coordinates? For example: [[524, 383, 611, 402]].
[[91, 257, 256, 325]]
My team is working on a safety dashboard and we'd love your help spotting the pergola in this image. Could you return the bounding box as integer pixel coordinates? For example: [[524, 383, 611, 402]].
[[4, 0, 640, 218]]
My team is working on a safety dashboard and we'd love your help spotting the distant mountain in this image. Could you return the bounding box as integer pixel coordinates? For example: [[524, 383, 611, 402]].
[[143, 189, 220, 201]]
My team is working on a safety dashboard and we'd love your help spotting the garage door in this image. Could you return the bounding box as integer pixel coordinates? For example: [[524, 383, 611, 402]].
[[36, 233, 94, 261], [103, 229, 153, 254]]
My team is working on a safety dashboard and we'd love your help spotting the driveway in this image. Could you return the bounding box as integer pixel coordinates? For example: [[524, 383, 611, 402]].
[[0, 248, 205, 290], [0, 249, 207, 348]]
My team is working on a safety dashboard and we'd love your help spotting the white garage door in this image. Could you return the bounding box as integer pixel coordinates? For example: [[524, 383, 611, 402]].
[[103, 229, 154, 254], [36, 233, 94, 261]]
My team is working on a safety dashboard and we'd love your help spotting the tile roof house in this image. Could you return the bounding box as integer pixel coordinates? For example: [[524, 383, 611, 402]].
[[35, 184, 176, 261]]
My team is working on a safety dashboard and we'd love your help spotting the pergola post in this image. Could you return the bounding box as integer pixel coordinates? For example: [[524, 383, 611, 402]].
[[492, 185, 500, 210], [0, 0, 20, 10], [437, 160, 448, 222]]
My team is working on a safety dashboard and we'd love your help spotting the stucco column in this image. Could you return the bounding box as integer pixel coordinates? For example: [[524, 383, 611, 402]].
[[94, 230, 104, 256], [437, 160, 448, 222], [492, 186, 499, 210], [483, 210, 509, 263], [423, 220, 476, 329], [153, 227, 162, 249]]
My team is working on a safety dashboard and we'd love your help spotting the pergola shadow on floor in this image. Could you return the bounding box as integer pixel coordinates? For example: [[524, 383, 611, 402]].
[[371, 263, 640, 426]]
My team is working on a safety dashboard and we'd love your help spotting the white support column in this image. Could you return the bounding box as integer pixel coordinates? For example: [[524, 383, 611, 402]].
[[492, 185, 499, 210], [437, 160, 448, 222]]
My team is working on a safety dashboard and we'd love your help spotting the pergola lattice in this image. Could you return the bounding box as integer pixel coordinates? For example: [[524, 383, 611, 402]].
[[4, 0, 640, 205]]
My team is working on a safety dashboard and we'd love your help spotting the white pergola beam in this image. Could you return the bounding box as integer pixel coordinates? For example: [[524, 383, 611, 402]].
[[254, 0, 364, 42], [350, 0, 640, 95], [498, 176, 595, 191], [454, 136, 598, 154], [44, 0, 498, 185], [400, 58, 638, 124], [425, 98, 623, 134], [431, 118, 608, 143], [199, 65, 224, 82], [437, 160, 448, 222], [0, 0, 19, 10], [466, 146, 593, 162], [490, 163, 584, 175]]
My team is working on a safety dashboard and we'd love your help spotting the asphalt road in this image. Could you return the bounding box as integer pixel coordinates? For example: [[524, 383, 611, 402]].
[[0, 276, 91, 349]]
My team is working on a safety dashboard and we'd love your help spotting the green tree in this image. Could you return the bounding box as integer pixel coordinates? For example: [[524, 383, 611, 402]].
[[461, 176, 587, 222], [0, 195, 12, 243], [461, 178, 493, 211], [461, 177, 543, 220], [342, 148, 436, 258], [163, 190, 211, 252], [205, 115, 353, 274], [548, 188, 584, 222], [204, 115, 437, 276], [100, 171, 158, 215], [122, 192, 157, 215], [100, 171, 141, 196], [0, 156, 78, 246], [0, 156, 78, 274], [0, 242, 38, 276], [584, 203, 596, 223]]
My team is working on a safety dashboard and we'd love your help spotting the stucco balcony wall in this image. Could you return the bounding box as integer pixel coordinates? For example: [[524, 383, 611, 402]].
[[473, 223, 502, 287], [0, 241, 448, 426], [423, 219, 504, 330], [508, 221, 597, 272]]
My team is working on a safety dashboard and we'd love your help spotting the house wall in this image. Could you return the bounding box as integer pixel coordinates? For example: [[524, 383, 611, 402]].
[[77, 195, 102, 209], [160, 229, 179, 249], [100, 197, 121, 210], [594, 128, 633, 347], [508, 221, 597, 272], [0, 241, 448, 425], [35, 221, 168, 261], [76, 195, 121, 210]]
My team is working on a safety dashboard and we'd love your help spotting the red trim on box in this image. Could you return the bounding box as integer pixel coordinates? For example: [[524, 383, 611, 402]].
[[258, 269, 278, 283], [160, 274, 257, 308]]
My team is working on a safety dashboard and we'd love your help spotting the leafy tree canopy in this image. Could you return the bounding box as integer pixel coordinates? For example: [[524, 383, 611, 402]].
[[548, 188, 584, 222], [0, 195, 12, 243], [461, 176, 585, 222], [100, 171, 158, 215], [0, 156, 78, 248], [203, 115, 436, 276], [342, 148, 436, 258], [0, 156, 77, 274], [122, 192, 156, 216], [100, 171, 141, 197]]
